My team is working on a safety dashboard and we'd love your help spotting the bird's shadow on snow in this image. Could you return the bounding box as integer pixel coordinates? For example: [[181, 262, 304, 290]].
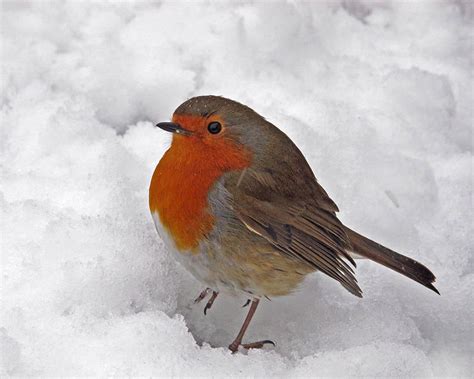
[[171, 272, 367, 358]]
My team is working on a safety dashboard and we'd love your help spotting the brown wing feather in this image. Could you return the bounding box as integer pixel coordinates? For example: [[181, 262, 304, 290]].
[[232, 181, 362, 297]]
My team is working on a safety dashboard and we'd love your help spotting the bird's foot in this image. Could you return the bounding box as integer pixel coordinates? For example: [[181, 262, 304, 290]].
[[228, 339, 275, 353], [194, 288, 211, 304], [193, 288, 219, 315]]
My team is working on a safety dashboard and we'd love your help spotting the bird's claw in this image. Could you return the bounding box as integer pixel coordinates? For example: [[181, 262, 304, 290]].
[[203, 291, 218, 315], [194, 288, 211, 304], [229, 339, 275, 353], [194, 288, 219, 315]]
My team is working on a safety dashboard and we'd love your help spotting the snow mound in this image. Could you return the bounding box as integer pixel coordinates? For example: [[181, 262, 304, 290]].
[[1, 1, 472, 376]]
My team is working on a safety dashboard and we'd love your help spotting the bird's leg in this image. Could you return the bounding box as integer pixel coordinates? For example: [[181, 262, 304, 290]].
[[228, 298, 275, 353], [203, 291, 218, 315], [194, 288, 211, 304]]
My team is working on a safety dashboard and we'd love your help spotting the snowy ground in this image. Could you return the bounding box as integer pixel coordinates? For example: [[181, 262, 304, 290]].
[[1, 1, 472, 377]]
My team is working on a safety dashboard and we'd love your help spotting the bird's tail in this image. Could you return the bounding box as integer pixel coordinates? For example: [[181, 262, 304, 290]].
[[343, 226, 439, 294]]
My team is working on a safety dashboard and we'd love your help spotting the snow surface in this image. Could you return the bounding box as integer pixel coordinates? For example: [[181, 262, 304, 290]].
[[1, 1, 473, 377]]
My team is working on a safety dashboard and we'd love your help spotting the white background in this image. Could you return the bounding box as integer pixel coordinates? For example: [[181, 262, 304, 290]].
[[1, 1, 472, 376]]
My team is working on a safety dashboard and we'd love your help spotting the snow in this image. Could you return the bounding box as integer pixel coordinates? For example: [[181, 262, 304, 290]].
[[1, 1, 472, 377]]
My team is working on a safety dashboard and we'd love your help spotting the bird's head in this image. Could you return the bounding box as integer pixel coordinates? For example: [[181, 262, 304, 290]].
[[156, 96, 270, 171]]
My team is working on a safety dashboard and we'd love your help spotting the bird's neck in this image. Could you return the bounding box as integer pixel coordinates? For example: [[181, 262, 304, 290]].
[[149, 136, 250, 252]]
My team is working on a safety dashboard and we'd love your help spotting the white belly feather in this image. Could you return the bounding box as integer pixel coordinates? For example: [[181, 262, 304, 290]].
[[152, 212, 214, 285]]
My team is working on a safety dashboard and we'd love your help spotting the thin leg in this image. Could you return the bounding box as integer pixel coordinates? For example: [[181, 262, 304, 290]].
[[204, 291, 218, 315], [228, 298, 274, 353]]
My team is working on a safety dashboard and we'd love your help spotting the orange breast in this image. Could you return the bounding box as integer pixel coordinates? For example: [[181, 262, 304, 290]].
[[149, 132, 251, 252]]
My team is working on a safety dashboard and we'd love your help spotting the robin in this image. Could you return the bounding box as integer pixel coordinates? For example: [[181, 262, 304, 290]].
[[149, 96, 438, 353]]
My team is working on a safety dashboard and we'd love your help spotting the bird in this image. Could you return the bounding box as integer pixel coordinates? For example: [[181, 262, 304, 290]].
[[149, 95, 439, 353]]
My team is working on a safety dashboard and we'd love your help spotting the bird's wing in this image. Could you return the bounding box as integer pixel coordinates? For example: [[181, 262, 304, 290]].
[[228, 167, 362, 297]]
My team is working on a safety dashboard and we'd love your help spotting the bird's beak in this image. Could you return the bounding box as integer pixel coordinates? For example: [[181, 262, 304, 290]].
[[155, 122, 193, 136]]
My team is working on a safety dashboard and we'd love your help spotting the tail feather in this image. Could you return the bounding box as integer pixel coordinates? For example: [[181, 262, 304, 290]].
[[344, 226, 439, 295]]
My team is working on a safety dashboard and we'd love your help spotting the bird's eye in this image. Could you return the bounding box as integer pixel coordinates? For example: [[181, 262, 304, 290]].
[[207, 121, 222, 134]]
